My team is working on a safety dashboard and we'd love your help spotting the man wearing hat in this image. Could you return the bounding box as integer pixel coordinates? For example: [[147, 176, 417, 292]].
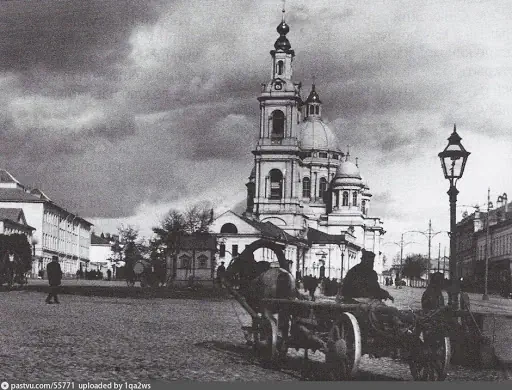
[[341, 249, 394, 302], [45, 256, 63, 304], [341, 250, 413, 335]]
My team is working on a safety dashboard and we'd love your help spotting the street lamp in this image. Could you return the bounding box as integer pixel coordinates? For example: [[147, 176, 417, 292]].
[[438, 124, 470, 310], [339, 242, 346, 279]]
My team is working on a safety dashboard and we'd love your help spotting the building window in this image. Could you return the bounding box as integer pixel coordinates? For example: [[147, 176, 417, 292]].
[[197, 254, 208, 268], [333, 154, 339, 160], [302, 177, 311, 198], [219, 244, 226, 257], [232, 245, 238, 257], [315, 105, 319, 114], [271, 110, 285, 139], [220, 223, 238, 234], [269, 169, 283, 199], [342, 191, 349, 206], [352, 191, 358, 207], [362, 200, 367, 214], [277, 60, 284, 75], [179, 255, 191, 269], [319, 177, 327, 201], [319, 152, 327, 158]]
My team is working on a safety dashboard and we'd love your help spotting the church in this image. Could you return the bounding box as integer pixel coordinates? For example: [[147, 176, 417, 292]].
[[210, 10, 386, 281]]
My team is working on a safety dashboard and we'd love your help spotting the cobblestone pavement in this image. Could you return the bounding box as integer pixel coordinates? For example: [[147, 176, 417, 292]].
[[0, 290, 508, 381]]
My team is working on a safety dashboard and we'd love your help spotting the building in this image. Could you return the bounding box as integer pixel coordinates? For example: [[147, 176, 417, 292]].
[[89, 233, 115, 278], [455, 193, 512, 294], [0, 169, 93, 277], [167, 233, 217, 287], [211, 11, 385, 280], [0, 208, 35, 237]]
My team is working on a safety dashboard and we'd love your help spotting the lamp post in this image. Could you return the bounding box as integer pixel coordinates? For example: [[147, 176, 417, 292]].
[[438, 124, 470, 310], [339, 242, 346, 279]]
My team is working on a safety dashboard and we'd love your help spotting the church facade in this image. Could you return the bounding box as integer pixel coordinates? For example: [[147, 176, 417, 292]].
[[211, 11, 385, 280]]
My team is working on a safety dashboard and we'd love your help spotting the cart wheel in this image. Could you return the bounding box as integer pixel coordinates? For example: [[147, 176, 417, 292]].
[[253, 315, 278, 365], [326, 312, 362, 380], [409, 332, 451, 381]]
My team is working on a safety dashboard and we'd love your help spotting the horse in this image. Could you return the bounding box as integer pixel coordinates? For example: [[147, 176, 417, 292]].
[[224, 251, 298, 313]]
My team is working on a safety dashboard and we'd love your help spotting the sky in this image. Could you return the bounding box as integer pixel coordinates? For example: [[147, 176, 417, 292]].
[[1, 0, 511, 264]]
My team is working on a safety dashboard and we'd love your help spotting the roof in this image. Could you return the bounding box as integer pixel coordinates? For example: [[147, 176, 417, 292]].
[[0, 188, 44, 202], [307, 228, 360, 250], [0, 208, 24, 222], [0, 170, 20, 184], [0, 208, 35, 230], [298, 117, 341, 152], [239, 214, 304, 244], [91, 233, 111, 246]]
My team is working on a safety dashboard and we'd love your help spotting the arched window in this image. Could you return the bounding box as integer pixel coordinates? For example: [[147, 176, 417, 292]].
[[220, 223, 238, 234], [277, 60, 284, 75], [197, 254, 208, 268], [315, 105, 319, 114], [179, 255, 191, 269], [319, 177, 327, 201], [361, 200, 367, 215], [302, 177, 311, 198], [269, 169, 283, 200], [271, 110, 285, 139], [352, 191, 358, 207], [342, 191, 349, 206]]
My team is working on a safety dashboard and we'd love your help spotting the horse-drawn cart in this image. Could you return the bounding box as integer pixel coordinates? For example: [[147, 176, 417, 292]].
[[222, 239, 453, 381]]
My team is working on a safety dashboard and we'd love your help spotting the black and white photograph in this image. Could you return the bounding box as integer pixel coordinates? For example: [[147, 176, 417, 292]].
[[0, 0, 511, 383]]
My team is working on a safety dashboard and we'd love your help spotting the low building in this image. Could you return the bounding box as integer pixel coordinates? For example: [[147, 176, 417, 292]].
[[89, 233, 115, 278], [166, 233, 217, 287], [0, 169, 93, 277]]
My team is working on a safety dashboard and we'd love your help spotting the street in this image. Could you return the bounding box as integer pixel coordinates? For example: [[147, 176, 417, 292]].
[[0, 286, 510, 381]]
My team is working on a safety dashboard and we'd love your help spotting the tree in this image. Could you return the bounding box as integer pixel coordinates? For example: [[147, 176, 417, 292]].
[[151, 201, 215, 281], [402, 254, 429, 279]]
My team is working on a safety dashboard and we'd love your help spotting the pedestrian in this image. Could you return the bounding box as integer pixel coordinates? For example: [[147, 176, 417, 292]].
[[76, 269, 80, 280], [422, 272, 445, 311], [107, 269, 112, 281], [46, 256, 62, 304], [217, 261, 226, 287]]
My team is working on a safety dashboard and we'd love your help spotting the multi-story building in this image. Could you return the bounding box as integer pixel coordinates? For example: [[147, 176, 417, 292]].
[[455, 193, 512, 294], [211, 10, 385, 280], [0, 169, 93, 276], [89, 233, 115, 278]]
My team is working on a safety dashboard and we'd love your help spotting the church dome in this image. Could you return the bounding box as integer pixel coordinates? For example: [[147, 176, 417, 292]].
[[298, 117, 341, 152], [335, 160, 361, 179], [331, 159, 363, 187]]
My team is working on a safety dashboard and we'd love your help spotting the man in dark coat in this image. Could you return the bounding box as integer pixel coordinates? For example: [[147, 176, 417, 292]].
[[341, 250, 413, 335], [46, 256, 62, 304], [216, 261, 226, 287], [341, 250, 394, 302]]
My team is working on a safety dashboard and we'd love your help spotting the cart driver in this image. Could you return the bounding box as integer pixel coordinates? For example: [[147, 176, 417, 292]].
[[341, 250, 411, 335], [341, 249, 394, 302]]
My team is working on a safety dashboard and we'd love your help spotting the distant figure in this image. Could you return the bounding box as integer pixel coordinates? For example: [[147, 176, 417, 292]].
[[422, 272, 445, 311], [76, 269, 80, 280], [46, 256, 62, 304], [107, 269, 112, 281], [319, 265, 326, 280], [216, 261, 226, 286]]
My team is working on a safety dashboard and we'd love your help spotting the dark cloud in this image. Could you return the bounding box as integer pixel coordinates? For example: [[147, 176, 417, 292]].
[[0, 0, 159, 74]]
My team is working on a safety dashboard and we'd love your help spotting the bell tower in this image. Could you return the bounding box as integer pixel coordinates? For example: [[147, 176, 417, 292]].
[[251, 8, 305, 236]]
